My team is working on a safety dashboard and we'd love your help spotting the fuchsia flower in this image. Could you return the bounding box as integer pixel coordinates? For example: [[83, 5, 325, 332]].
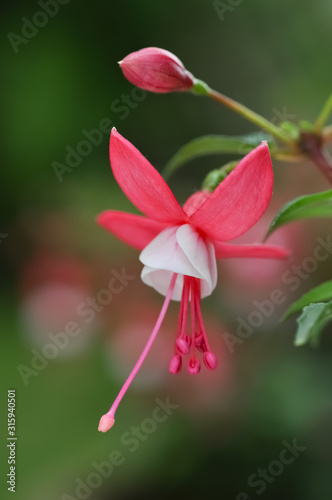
[[119, 47, 195, 93], [97, 128, 289, 432]]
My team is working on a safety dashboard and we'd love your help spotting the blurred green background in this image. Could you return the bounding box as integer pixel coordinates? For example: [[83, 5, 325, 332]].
[[1, 1, 332, 499]]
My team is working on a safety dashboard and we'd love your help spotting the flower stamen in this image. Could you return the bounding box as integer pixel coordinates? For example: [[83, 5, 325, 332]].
[[169, 354, 182, 374], [169, 276, 218, 377], [175, 276, 191, 355]]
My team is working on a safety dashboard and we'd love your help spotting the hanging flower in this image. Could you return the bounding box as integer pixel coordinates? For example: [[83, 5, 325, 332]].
[[97, 129, 289, 432]]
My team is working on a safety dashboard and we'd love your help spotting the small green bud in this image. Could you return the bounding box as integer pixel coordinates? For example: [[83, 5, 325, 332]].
[[202, 161, 239, 192], [279, 121, 300, 139], [299, 120, 315, 132]]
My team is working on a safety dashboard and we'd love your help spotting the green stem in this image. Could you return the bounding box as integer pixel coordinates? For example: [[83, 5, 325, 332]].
[[300, 132, 332, 185], [192, 80, 296, 146], [310, 149, 332, 185], [314, 93, 332, 132]]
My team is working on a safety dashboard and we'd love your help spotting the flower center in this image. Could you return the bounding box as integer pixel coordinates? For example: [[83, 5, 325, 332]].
[[169, 275, 218, 375]]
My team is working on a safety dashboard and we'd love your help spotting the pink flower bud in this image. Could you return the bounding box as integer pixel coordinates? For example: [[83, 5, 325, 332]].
[[187, 357, 201, 375], [119, 47, 195, 94], [203, 352, 218, 371], [169, 354, 182, 374]]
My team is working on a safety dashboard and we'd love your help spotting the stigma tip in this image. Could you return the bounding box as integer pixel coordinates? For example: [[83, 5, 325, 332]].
[[98, 414, 115, 433]]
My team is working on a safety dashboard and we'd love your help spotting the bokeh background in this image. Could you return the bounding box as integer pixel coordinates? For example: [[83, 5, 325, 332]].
[[1, 1, 332, 499]]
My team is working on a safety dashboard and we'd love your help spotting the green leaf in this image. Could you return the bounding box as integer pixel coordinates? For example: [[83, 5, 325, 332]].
[[163, 132, 276, 179], [283, 280, 332, 320], [295, 302, 332, 346], [266, 189, 332, 238]]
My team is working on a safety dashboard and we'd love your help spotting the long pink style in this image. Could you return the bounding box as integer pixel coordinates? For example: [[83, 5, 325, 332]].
[[98, 273, 178, 433]]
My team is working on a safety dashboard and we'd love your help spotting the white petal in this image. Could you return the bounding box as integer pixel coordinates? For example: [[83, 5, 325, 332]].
[[139, 224, 218, 300], [176, 224, 216, 295], [139, 226, 202, 279], [141, 268, 184, 301], [200, 240, 218, 298]]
